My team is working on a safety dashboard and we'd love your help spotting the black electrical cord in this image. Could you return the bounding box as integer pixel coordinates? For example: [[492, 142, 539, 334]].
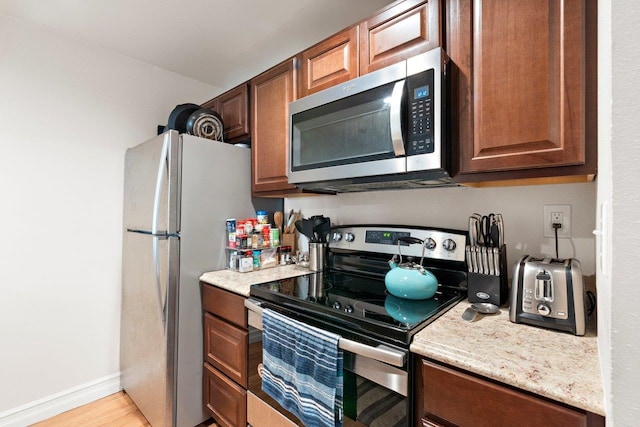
[[553, 223, 561, 259], [587, 291, 597, 316]]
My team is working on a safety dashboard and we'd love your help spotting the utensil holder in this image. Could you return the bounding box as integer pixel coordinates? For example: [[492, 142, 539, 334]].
[[309, 242, 325, 272], [467, 244, 509, 306], [281, 232, 298, 253]]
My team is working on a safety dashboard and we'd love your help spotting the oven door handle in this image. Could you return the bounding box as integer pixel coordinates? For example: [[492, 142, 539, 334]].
[[244, 298, 406, 368]]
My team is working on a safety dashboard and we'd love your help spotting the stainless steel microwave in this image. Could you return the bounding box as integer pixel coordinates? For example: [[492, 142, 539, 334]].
[[288, 47, 454, 193]]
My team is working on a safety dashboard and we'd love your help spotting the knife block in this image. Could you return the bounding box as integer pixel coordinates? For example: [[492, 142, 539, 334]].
[[467, 245, 509, 306]]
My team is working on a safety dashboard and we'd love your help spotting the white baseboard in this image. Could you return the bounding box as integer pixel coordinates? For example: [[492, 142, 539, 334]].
[[0, 373, 122, 427]]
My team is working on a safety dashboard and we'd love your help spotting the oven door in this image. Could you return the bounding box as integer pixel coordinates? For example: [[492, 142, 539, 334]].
[[245, 299, 411, 427]]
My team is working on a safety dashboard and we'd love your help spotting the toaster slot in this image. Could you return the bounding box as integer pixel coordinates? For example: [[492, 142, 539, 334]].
[[535, 270, 554, 302]]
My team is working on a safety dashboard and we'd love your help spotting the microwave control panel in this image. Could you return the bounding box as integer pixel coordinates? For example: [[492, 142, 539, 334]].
[[406, 69, 435, 156]]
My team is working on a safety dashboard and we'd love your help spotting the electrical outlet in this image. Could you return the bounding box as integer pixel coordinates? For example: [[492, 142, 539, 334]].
[[544, 205, 571, 238]]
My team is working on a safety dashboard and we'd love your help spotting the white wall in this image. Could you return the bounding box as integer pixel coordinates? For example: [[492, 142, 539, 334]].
[[0, 15, 219, 424], [286, 183, 597, 275], [598, 1, 640, 425]]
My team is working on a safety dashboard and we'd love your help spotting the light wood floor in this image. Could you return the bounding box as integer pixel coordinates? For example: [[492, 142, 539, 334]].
[[32, 391, 218, 426]]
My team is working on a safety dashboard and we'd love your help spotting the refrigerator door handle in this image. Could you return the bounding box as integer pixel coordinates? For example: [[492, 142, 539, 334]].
[[152, 138, 169, 234], [152, 138, 170, 328], [153, 234, 167, 328]]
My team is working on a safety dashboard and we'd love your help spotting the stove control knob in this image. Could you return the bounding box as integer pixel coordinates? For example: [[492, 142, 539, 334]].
[[332, 232, 343, 242], [442, 238, 457, 252], [344, 232, 355, 242], [344, 305, 353, 313], [332, 301, 342, 310], [424, 237, 437, 250], [537, 303, 551, 316]]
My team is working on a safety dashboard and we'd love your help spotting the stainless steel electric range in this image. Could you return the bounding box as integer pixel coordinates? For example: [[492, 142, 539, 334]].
[[245, 224, 468, 427]]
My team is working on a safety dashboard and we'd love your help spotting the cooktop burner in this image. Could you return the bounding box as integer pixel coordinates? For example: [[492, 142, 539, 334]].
[[250, 270, 464, 345], [250, 224, 468, 346]]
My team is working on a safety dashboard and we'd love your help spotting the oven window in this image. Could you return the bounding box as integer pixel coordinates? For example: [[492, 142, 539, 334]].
[[345, 372, 407, 427], [248, 324, 409, 427]]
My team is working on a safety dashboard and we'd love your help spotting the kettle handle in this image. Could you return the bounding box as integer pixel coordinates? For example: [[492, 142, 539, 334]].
[[394, 236, 426, 267], [397, 236, 424, 246]]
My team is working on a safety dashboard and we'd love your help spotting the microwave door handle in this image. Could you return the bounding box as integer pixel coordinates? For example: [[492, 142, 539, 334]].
[[389, 80, 406, 156]]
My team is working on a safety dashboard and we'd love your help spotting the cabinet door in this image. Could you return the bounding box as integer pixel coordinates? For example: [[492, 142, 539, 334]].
[[449, 0, 597, 181], [250, 58, 300, 196], [204, 313, 248, 388], [218, 83, 250, 142], [298, 26, 359, 98], [419, 359, 590, 427], [203, 363, 247, 427], [202, 83, 250, 143], [360, 0, 441, 75]]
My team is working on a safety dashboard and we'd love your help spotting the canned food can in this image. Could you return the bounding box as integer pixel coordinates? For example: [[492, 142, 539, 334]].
[[236, 220, 246, 236], [261, 225, 271, 247], [270, 228, 280, 247], [228, 231, 236, 248], [257, 210, 268, 224], [229, 252, 238, 269]]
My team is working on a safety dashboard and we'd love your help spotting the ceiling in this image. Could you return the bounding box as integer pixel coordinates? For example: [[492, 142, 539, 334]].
[[0, 0, 393, 91]]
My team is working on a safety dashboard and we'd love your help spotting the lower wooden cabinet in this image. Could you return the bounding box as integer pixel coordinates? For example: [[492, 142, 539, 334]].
[[415, 358, 604, 427], [204, 312, 248, 388], [201, 283, 249, 427], [203, 363, 247, 427]]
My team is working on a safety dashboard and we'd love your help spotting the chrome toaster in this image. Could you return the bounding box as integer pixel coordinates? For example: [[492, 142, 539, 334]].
[[509, 256, 586, 335]]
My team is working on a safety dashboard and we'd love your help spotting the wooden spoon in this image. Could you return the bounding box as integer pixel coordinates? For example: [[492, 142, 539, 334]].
[[274, 211, 283, 234]]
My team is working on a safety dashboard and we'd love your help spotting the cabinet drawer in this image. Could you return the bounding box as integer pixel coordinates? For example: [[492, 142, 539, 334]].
[[421, 360, 588, 427], [203, 363, 247, 427], [201, 283, 247, 328], [204, 312, 248, 388]]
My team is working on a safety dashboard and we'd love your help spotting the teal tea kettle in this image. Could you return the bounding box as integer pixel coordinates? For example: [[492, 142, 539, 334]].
[[384, 236, 438, 300]]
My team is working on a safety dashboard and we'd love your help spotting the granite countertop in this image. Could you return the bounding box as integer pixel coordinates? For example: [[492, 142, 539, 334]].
[[410, 301, 604, 416], [200, 267, 604, 417], [199, 265, 311, 296]]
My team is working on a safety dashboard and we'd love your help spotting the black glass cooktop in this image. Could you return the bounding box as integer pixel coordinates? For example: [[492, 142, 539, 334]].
[[250, 270, 464, 346]]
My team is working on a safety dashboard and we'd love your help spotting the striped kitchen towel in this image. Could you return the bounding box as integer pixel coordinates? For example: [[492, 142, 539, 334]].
[[261, 308, 343, 427]]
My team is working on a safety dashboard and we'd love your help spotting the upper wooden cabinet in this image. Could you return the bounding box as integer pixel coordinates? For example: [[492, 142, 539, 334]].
[[360, 0, 441, 75], [298, 27, 359, 98], [218, 83, 250, 142], [250, 58, 301, 196], [202, 82, 250, 143], [297, 0, 441, 97], [447, 0, 597, 183]]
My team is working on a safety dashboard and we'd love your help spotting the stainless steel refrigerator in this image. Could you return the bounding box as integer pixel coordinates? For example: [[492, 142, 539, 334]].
[[120, 130, 277, 426]]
